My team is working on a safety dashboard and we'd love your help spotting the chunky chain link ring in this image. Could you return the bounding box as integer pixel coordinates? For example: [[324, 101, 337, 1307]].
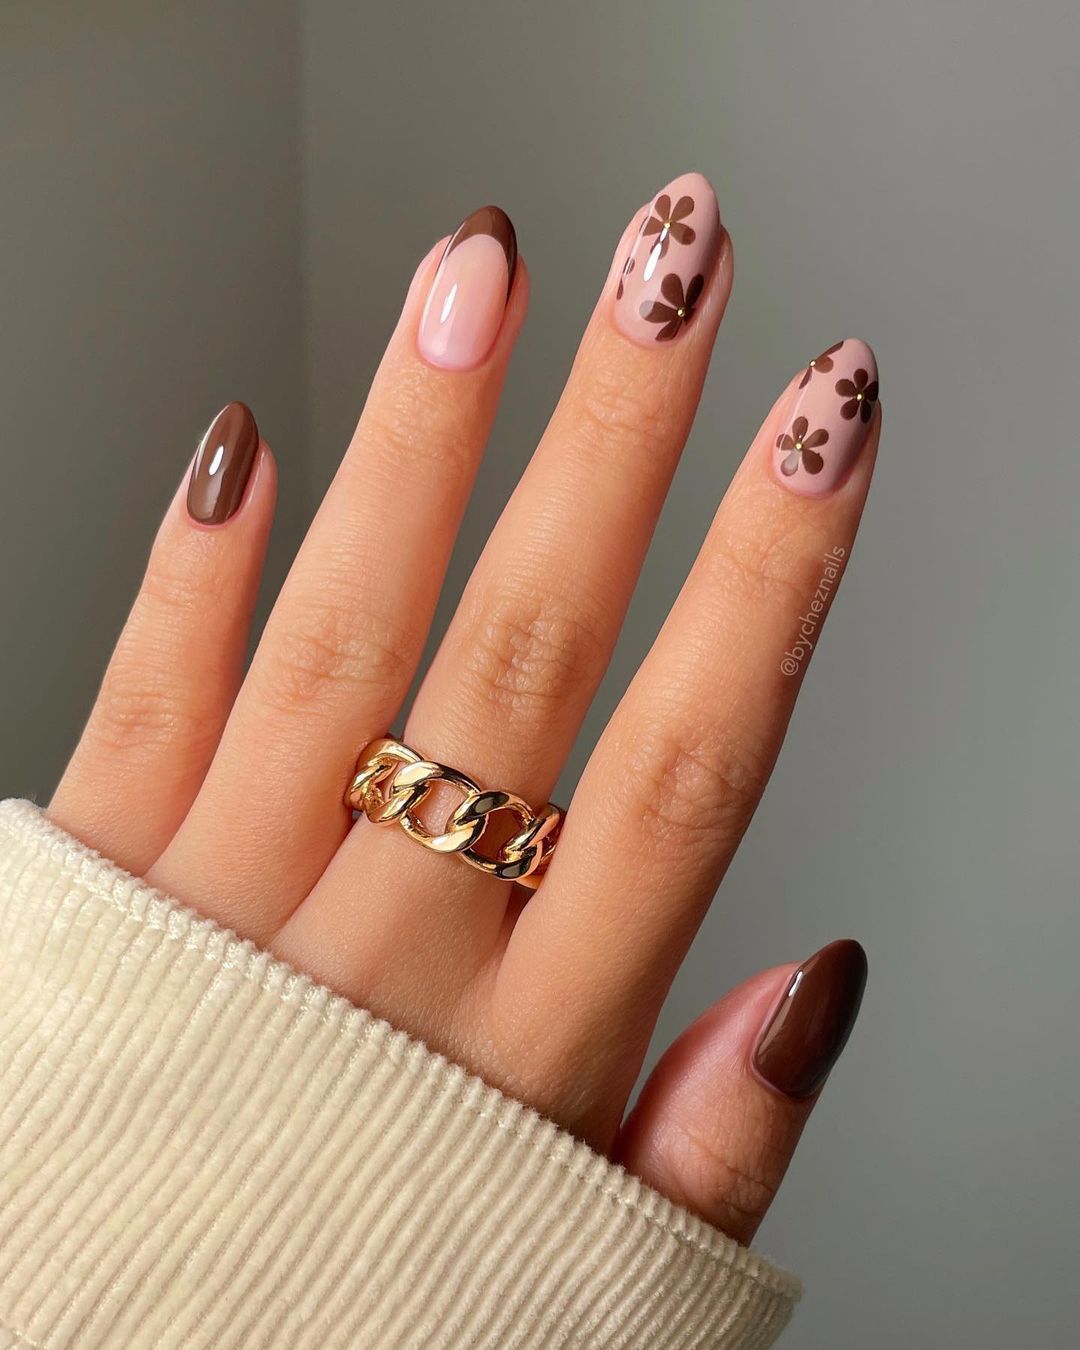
[[345, 737, 563, 889]]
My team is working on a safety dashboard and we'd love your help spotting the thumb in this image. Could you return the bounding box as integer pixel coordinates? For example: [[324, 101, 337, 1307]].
[[614, 940, 867, 1245]]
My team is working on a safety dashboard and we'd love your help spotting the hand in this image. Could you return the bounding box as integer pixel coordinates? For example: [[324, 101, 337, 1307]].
[[49, 175, 876, 1246]]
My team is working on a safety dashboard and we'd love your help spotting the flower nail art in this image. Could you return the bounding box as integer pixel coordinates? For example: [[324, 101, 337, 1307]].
[[771, 339, 879, 496], [640, 273, 704, 341], [777, 416, 829, 476], [641, 193, 697, 261], [836, 367, 879, 422], [799, 340, 843, 389], [614, 172, 721, 347]]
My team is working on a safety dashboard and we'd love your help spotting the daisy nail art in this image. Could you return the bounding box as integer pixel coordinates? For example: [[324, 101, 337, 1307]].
[[773, 340, 879, 495], [613, 173, 721, 347]]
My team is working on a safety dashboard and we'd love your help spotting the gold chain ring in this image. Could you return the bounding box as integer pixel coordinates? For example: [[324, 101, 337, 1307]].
[[345, 737, 562, 889]]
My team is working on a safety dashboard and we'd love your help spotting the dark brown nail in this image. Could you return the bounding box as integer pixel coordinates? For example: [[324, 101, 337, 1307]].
[[752, 939, 868, 1100], [187, 402, 260, 525]]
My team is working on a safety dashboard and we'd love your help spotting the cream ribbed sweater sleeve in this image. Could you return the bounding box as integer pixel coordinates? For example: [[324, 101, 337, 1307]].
[[0, 799, 798, 1349]]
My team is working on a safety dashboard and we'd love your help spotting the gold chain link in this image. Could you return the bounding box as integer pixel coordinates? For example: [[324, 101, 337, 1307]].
[[345, 737, 562, 889]]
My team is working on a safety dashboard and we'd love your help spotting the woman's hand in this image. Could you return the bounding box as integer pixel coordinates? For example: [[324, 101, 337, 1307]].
[[48, 174, 875, 1247]]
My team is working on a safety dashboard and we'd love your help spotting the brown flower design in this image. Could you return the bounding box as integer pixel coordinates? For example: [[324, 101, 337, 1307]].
[[616, 254, 635, 300], [799, 341, 844, 389], [777, 416, 829, 476], [640, 273, 704, 341], [836, 368, 879, 422], [642, 193, 696, 261]]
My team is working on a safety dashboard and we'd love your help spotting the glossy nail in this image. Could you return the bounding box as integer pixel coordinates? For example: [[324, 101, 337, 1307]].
[[417, 206, 517, 371], [187, 402, 260, 525], [613, 172, 722, 346], [753, 939, 868, 1100], [773, 339, 879, 496]]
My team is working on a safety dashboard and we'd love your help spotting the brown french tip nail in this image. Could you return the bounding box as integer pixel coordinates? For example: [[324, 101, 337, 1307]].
[[187, 401, 260, 525], [752, 939, 868, 1100], [417, 205, 518, 370]]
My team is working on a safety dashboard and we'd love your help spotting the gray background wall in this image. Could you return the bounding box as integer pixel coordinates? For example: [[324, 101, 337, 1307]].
[[2, 2, 1077, 1344]]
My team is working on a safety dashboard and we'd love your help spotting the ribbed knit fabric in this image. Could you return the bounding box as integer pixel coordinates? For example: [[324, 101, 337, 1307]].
[[0, 800, 798, 1349]]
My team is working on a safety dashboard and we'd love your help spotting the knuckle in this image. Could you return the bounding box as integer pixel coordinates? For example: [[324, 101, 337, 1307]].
[[139, 544, 225, 631], [85, 550, 230, 762], [360, 370, 482, 481], [89, 662, 211, 762], [671, 1121, 779, 1232], [621, 712, 770, 856], [257, 595, 415, 717], [460, 583, 606, 724], [571, 362, 674, 463], [704, 523, 808, 613]]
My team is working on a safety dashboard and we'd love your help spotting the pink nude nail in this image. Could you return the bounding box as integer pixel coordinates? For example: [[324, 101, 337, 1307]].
[[417, 206, 517, 371], [613, 172, 721, 347], [772, 339, 880, 496]]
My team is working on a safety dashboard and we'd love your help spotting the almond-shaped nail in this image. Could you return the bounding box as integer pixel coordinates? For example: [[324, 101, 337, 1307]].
[[187, 401, 260, 525], [753, 939, 868, 1100], [417, 206, 517, 371], [613, 172, 721, 346], [773, 339, 879, 496]]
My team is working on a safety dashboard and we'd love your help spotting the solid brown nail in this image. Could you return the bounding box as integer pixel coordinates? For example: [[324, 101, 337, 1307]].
[[753, 939, 868, 1100], [187, 402, 260, 525]]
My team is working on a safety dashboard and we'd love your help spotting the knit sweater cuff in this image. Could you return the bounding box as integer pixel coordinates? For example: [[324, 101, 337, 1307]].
[[0, 799, 798, 1349]]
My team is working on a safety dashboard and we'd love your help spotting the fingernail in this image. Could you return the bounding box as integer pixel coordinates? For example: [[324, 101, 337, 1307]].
[[613, 171, 721, 347], [187, 402, 260, 525], [417, 205, 517, 371], [773, 339, 879, 496], [753, 939, 868, 1100]]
